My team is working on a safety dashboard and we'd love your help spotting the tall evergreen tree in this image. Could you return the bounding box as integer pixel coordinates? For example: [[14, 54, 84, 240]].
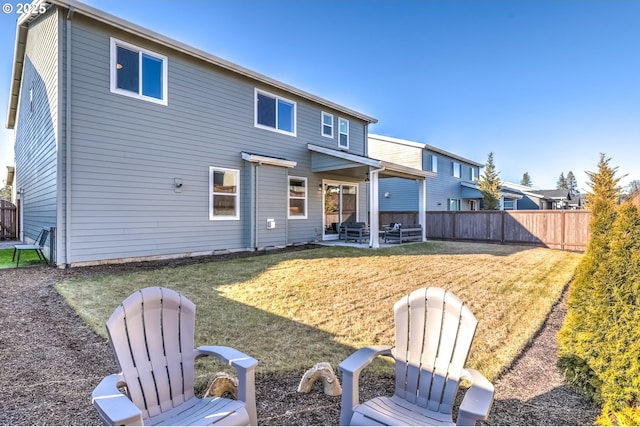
[[557, 172, 568, 190], [558, 153, 626, 408], [566, 171, 578, 195], [520, 172, 532, 187], [478, 152, 501, 210]]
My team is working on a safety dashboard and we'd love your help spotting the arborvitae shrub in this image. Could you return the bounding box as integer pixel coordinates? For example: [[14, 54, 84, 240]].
[[558, 202, 640, 425]]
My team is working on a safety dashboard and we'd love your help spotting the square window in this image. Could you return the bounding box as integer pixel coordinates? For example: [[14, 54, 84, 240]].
[[255, 89, 296, 136], [321, 112, 333, 138], [110, 38, 167, 105], [338, 118, 349, 149], [210, 167, 239, 220]]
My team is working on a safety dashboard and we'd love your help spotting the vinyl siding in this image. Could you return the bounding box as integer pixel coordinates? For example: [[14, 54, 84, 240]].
[[13, 7, 59, 253], [62, 14, 368, 263]]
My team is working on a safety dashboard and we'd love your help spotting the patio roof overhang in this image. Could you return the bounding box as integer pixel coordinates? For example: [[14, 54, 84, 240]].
[[307, 144, 432, 180]]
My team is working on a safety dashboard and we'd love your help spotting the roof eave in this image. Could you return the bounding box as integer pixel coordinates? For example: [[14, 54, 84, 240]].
[[41, 0, 377, 124]]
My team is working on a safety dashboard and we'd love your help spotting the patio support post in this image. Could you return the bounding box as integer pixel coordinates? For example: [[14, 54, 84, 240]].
[[368, 168, 382, 248], [418, 178, 427, 241]]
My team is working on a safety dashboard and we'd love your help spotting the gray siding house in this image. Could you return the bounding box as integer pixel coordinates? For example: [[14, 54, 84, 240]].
[[368, 134, 483, 212], [7, 0, 428, 266]]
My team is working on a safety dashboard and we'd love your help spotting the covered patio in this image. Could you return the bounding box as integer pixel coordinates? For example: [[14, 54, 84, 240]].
[[308, 144, 433, 248]]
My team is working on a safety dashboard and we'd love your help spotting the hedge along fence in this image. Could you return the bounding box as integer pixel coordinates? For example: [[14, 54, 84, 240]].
[[380, 210, 591, 251]]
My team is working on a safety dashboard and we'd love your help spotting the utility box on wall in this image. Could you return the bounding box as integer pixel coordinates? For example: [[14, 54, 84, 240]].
[[266, 218, 276, 229]]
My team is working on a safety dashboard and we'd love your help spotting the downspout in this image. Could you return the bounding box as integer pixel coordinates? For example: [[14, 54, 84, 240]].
[[65, 7, 74, 267], [368, 166, 385, 248], [254, 163, 259, 250]]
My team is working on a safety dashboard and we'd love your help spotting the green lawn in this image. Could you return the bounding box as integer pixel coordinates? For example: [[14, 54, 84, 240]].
[[0, 247, 47, 268], [56, 241, 582, 384]]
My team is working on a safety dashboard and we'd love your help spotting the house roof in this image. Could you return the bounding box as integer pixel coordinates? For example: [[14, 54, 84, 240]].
[[368, 134, 485, 167], [528, 189, 573, 200], [7, 0, 377, 129], [307, 144, 433, 180]]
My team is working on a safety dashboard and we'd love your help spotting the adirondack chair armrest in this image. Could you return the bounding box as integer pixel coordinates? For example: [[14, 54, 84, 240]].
[[196, 346, 258, 426], [339, 345, 393, 426], [456, 368, 494, 426], [92, 373, 144, 426]]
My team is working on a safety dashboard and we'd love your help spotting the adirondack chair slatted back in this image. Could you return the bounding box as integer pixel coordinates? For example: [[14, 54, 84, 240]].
[[393, 287, 478, 416], [106, 287, 197, 420]]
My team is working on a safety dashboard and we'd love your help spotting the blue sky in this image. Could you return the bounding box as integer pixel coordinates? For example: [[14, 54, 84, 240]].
[[1, 0, 639, 191]]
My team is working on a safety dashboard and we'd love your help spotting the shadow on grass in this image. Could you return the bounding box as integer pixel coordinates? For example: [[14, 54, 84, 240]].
[[0, 248, 48, 269]]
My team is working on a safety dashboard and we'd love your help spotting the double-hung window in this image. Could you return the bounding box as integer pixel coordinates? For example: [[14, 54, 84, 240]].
[[321, 112, 333, 138], [338, 118, 349, 149], [427, 154, 438, 173], [209, 167, 239, 220], [255, 89, 296, 136], [110, 38, 168, 105], [452, 161, 461, 178], [288, 176, 307, 219]]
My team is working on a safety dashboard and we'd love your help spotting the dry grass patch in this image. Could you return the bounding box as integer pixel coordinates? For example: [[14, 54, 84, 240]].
[[57, 241, 581, 381]]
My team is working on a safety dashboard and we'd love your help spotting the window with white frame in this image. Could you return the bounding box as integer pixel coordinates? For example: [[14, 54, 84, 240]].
[[110, 38, 168, 105], [288, 176, 307, 219], [448, 198, 460, 211], [255, 89, 296, 136], [338, 118, 349, 148], [471, 167, 478, 181], [209, 167, 239, 220], [321, 112, 333, 138], [427, 154, 438, 173], [452, 161, 461, 178]]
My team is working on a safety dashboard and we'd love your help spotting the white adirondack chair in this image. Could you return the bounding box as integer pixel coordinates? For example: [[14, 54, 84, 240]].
[[339, 287, 494, 426], [92, 287, 258, 426]]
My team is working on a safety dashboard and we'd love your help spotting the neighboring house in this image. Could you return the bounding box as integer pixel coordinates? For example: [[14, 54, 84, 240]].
[[495, 182, 581, 210], [7, 0, 428, 266], [368, 134, 483, 211]]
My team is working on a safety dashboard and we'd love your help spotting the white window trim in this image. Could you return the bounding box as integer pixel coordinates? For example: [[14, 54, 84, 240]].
[[254, 88, 297, 136], [288, 176, 308, 219], [452, 161, 461, 178], [209, 167, 240, 220], [338, 117, 349, 149], [321, 111, 334, 138], [110, 38, 168, 105]]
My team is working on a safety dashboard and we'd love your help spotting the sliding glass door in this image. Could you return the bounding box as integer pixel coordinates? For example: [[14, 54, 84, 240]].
[[322, 181, 358, 240]]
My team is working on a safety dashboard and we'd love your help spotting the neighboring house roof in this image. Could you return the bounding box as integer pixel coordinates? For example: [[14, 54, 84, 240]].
[[7, 0, 377, 129], [368, 134, 484, 167], [460, 181, 524, 200], [531, 189, 573, 200]]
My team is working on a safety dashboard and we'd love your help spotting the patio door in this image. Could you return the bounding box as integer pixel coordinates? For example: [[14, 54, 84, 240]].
[[322, 181, 358, 240]]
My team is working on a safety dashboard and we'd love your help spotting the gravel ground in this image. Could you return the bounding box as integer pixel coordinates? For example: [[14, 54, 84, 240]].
[[0, 246, 599, 425]]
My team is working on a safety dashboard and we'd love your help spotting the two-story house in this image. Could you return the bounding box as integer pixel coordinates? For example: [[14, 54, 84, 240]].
[[7, 0, 428, 266], [368, 134, 484, 212]]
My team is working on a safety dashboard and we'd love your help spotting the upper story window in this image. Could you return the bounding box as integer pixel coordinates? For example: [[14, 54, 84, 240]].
[[427, 154, 438, 173], [209, 167, 240, 220], [321, 112, 334, 138], [470, 167, 478, 181], [338, 118, 349, 149], [288, 176, 307, 219], [110, 38, 168, 105], [255, 89, 296, 136], [452, 161, 461, 178]]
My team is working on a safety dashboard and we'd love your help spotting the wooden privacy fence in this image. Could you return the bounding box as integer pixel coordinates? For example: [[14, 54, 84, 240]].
[[380, 210, 591, 251], [0, 200, 17, 240]]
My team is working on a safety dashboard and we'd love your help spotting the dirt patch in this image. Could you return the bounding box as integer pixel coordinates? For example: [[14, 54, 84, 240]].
[[0, 245, 598, 425]]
